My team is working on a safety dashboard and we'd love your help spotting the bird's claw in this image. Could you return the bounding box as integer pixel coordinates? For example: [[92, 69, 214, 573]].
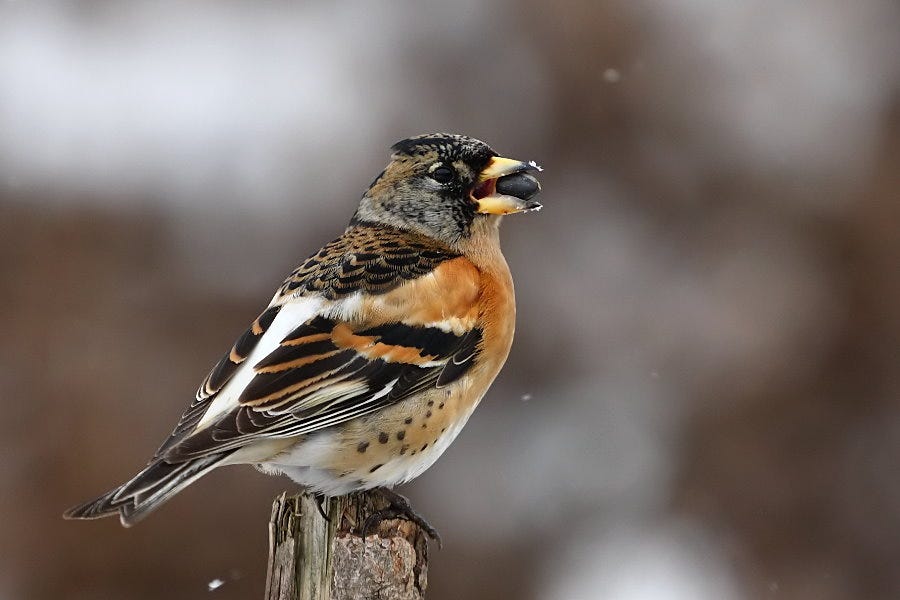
[[313, 493, 331, 522], [360, 488, 442, 548]]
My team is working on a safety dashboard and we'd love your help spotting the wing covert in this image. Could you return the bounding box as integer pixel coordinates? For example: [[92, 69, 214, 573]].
[[158, 253, 485, 462], [166, 316, 483, 459]]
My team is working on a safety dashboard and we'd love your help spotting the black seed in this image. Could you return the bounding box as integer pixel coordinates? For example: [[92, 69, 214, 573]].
[[496, 172, 540, 201], [378, 432, 389, 444], [357, 441, 369, 453]]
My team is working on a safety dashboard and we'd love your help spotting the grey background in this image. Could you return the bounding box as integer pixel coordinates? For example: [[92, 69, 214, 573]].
[[1, 1, 898, 599]]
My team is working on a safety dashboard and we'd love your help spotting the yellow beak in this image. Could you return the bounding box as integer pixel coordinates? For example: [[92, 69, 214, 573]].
[[473, 157, 543, 215]]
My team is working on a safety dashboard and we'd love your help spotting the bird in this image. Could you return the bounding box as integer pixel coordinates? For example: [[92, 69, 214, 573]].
[[64, 133, 543, 540]]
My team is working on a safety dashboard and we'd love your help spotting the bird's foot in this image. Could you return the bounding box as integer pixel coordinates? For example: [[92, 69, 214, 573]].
[[361, 488, 442, 548], [313, 492, 331, 522]]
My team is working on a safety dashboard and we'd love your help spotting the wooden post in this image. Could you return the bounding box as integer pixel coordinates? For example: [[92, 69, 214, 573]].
[[264, 491, 429, 600]]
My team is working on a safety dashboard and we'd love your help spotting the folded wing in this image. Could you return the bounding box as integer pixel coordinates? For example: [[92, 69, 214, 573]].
[[156, 247, 484, 463]]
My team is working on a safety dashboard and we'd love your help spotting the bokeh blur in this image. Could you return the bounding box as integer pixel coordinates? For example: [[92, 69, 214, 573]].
[[2, 1, 898, 599]]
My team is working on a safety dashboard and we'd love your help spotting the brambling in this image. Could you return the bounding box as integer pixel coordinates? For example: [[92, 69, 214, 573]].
[[64, 133, 542, 539]]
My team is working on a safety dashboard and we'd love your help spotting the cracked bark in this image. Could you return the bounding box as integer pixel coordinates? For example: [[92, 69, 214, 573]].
[[264, 491, 429, 600]]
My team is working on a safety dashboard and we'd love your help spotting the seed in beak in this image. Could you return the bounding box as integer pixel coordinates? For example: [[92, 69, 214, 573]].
[[496, 172, 541, 201]]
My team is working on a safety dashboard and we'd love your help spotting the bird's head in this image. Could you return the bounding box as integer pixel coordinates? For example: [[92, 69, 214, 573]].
[[352, 133, 542, 246]]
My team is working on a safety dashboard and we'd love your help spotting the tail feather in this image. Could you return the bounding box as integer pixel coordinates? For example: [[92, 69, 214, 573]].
[[62, 489, 121, 521], [63, 453, 229, 526]]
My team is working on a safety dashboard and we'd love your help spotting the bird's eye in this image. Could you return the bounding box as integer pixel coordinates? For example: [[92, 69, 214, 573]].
[[430, 165, 455, 184]]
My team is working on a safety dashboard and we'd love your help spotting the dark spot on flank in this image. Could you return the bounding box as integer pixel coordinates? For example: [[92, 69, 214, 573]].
[[399, 445, 409, 455], [421, 423, 427, 429], [427, 400, 434, 407], [369, 464, 383, 473], [357, 441, 369, 453], [425, 411, 432, 418], [378, 432, 389, 444], [396, 430, 406, 441], [441, 427, 446, 433], [438, 402, 445, 409], [404, 417, 413, 424], [421, 443, 429, 451], [411, 450, 417, 455]]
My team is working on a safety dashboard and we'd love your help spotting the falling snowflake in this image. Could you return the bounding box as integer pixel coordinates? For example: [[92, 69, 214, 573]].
[[208, 579, 225, 592], [603, 68, 621, 83]]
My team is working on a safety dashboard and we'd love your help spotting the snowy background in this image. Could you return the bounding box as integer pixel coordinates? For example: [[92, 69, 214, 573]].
[[2, 1, 898, 599]]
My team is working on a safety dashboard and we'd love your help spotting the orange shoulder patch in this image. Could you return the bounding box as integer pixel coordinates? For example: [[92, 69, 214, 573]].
[[361, 257, 482, 334]]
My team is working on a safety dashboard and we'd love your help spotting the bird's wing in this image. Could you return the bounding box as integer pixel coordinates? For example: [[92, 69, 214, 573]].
[[155, 228, 484, 462]]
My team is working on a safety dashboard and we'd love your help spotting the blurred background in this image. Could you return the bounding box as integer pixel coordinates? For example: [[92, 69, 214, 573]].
[[1, 1, 898, 599]]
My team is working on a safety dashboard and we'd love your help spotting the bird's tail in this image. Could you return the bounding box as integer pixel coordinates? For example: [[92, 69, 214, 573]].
[[63, 452, 230, 526]]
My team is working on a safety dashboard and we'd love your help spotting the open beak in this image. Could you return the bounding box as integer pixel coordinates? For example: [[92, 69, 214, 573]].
[[472, 157, 543, 215]]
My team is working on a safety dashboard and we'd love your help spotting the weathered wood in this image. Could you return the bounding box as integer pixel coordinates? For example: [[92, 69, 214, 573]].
[[264, 493, 335, 600], [264, 491, 429, 600]]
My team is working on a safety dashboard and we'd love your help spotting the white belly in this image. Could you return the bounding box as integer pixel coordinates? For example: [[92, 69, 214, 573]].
[[258, 400, 477, 496]]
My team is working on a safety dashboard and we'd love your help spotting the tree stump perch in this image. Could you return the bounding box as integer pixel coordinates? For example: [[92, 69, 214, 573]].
[[264, 491, 429, 600]]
